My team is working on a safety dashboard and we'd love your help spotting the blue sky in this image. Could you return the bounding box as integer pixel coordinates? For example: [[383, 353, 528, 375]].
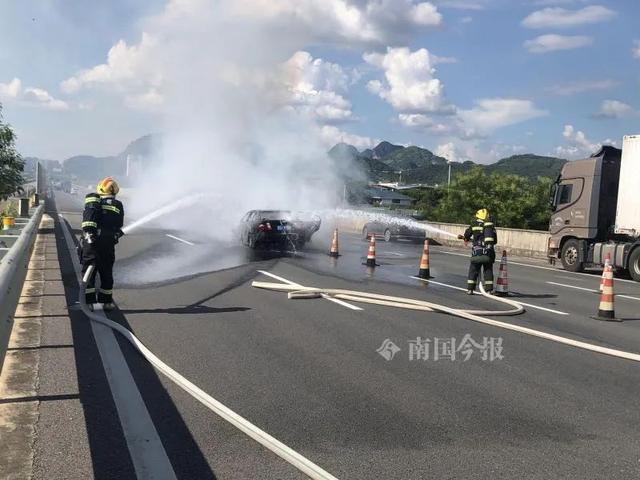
[[0, 0, 638, 163]]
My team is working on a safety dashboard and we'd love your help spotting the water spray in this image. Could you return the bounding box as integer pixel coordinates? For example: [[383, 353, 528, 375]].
[[121, 192, 222, 235]]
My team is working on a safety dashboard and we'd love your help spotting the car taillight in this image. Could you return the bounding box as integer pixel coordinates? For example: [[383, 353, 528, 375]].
[[257, 222, 272, 232]]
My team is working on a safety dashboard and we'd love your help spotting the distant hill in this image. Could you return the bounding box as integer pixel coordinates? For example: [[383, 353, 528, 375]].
[[29, 134, 162, 182], [26, 134, 566, 186], [330, 141, 567, 183], [485, 154, 566, 179]]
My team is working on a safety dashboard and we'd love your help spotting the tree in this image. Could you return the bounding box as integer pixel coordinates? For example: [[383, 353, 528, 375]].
[[0, 105, 24, 200], [408, 167, 552, 230]]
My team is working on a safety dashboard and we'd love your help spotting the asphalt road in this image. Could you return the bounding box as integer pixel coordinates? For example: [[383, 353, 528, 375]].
[[44, 191, 640, 479]]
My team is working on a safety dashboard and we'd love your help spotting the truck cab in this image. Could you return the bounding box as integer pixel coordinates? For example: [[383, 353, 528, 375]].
[[548, 138, 640, 281]]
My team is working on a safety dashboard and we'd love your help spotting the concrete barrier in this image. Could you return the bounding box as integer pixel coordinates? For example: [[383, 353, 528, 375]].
[[417, 221, 550, 258], [336, 215, 550, 258], [0, 204, 44, 374]]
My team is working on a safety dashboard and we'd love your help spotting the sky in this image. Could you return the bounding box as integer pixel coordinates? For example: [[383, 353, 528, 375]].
[[0, 0, 638, 163]]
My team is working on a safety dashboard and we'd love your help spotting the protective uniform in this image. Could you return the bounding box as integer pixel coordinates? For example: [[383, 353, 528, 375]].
[[82, 178, 124, 307], [80, 192, 102, 304], [461, 208, 497, 294]]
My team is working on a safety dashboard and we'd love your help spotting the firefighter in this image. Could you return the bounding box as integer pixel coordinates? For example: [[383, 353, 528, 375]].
[[82, 177, 125, 311], [80, 191, 102, 308], [458, 208, 497, 295]]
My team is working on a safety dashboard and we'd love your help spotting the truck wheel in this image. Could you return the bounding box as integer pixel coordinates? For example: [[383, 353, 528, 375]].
[[561, 239, 584, 272], [628, 247, 640, 282]]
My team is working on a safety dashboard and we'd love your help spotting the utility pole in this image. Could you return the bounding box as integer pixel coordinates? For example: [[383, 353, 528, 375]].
[[447, 162, 452, 189]]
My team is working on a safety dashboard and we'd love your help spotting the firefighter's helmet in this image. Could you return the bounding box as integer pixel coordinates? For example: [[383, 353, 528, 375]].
[[97, 177, 120, 196], [475, 208, 489, 221]]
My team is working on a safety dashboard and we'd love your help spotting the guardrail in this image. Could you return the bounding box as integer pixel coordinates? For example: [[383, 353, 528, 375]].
[[0, 204, 44, 374]]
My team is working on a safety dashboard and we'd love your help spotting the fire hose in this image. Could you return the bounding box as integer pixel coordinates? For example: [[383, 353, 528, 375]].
[[251, 279, 640, 363], [56, 208, 338, 480]]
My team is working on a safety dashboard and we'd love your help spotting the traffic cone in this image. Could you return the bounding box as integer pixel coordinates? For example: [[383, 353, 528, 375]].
[[329, 228, 340, 257], [599, 253, 611, 292], [417, 239, 431, 279], [365, 235, 377, 267], [495, 250, 509, 296], [592, 263, 620, 322]]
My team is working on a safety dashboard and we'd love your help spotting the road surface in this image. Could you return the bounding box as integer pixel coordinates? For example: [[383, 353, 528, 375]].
[[23, 191, 640, 479]]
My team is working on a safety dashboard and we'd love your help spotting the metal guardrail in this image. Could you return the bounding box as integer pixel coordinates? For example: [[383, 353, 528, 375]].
[[0, 204, 44, 374]]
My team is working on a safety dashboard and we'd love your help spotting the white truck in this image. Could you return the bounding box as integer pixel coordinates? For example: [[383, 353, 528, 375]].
[[548, 134, 640, 282]]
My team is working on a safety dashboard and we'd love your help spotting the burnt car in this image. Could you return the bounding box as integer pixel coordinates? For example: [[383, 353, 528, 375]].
[[240, 210, 321, 250], [362, 216, 426, 242]]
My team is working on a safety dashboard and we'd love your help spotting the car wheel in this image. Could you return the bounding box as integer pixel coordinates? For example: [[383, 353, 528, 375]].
[[628, 247, 640, 282], [384, 229, 392, 242], [560, 239, 583, 272], [362, 227, 369, 240]]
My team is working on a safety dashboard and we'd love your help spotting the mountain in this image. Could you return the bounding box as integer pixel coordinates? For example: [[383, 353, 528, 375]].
[[485, 154, 566, 179], [328, 142, 394, 180], [332, 141, 567, 183], [372, 141, 403, 159], [382, 146, 448, 170]]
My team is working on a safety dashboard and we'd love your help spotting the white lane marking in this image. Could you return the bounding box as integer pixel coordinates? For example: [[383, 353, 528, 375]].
[[62, 216, 339, 480], [547, 282, 640, 302], [619, 295, 640, 302], [547, 281, 596, 293], [556, 275, 585, 282], [258, 270, 362, 311], [59, 214, 177, 480], [435, 249, 640, 284], [411, 276, 569, 316], [386, 252, 405, 257], [166, 233, 195, 246]]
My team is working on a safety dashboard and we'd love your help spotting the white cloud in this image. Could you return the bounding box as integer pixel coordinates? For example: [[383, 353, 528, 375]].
[[633, 40, 640, 59], [431, 0, 485, 10], [282, 51, 355, 124], [458, 98, 547, 135], [524, 34, 592, 53], [61, 33, 161, 96], [595, 100, 635, 119], [364, 47, 455, 114], [232, 0, 443, 44], [555, 124, 601, 158], [546, 79, 618, 95], [0, 78, 69, 110], [522, 5, 615, 29], [319, 125, 377, 149], [435, 142, 470, 162]]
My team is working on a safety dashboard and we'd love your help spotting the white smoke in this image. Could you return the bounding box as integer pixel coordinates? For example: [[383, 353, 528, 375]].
[[119, 0, 367, 242]]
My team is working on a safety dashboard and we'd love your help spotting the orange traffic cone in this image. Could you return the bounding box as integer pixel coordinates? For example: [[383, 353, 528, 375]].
[[495, 250, 509, 296], [417, 239, 431, 279], [592, 263, 620, 322], [599, 253, 611, 292], [365, 235, 377, 267], [329, 228, 340, 257]]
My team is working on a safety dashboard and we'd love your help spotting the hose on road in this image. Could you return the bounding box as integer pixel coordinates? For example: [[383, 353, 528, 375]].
[[62, 220, 339, 480], [251, 278, 640, 363]]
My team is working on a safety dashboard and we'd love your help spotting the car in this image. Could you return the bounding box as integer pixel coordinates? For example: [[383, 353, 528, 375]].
[[362, 215, 426, 242], [240, 210, 321, 250]]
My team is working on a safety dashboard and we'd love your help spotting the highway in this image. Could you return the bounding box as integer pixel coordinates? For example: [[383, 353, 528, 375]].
[[29, 191, 640, 479]]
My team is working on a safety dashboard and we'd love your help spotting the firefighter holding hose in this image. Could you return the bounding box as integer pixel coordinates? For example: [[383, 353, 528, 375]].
[[80, 177, 124, 310], [458, 208, 497, 295]]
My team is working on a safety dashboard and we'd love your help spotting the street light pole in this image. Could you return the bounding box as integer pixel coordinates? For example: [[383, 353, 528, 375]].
[[447, 162, 451, 188]]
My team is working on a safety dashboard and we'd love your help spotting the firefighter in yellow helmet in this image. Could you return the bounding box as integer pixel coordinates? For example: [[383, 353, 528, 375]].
[[81, 177, 124, 310], [458, 208, 497, 294]]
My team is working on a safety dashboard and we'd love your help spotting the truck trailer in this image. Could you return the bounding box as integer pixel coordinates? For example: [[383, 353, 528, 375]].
[[548, 135, 640, 282]]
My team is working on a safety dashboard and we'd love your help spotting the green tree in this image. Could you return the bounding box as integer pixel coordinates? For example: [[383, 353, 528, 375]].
[[411, 167, 552, 230], [0, 105, 24, 200]]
